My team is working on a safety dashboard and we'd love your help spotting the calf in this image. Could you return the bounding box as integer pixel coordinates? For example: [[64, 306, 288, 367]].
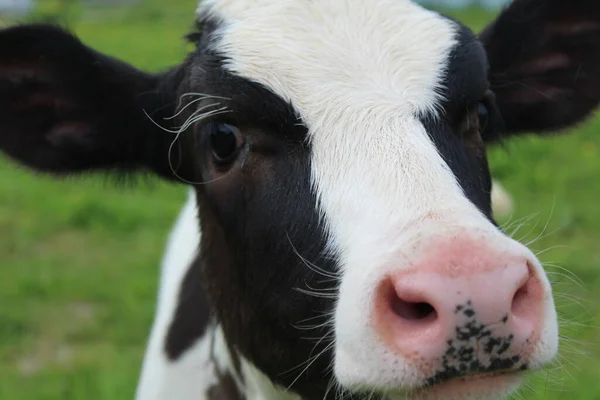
[[2, 0, 600, 399]]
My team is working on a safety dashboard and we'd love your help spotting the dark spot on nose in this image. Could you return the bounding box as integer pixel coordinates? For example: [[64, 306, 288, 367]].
[[458, 347, 474, 362], [484, 337, 501, 354], [425, 301, 526, 386], [390, 295, 436, 321], [497, 335, 514, 355]]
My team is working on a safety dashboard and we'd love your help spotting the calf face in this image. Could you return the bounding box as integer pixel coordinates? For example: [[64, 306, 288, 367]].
[[2, 0, 600, 399]]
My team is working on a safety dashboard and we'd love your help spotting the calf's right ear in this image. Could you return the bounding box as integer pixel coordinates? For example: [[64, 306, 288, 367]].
[[0, 24, 193, 182]]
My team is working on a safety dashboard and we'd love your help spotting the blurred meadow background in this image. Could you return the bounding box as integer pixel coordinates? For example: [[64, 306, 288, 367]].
[[0, 0, 599, 399]]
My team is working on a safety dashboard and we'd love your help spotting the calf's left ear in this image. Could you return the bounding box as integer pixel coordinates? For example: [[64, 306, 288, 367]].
[[480, 0, 600, 138], [0, 24, 191, 182]]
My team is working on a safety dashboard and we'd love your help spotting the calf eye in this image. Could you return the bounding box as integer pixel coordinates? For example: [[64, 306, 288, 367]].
[[208, 123, 244, 164], [477, 102, 489, 132], [459, 101, 490, 141], [458, 103, 481, 139]]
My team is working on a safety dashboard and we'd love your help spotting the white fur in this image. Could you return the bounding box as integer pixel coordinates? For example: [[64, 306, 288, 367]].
[[197, 0, 557, 398], [136, 190, 213, 400]]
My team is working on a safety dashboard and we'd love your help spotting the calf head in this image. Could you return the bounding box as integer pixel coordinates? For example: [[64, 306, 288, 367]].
[[2, 0, 600, 399]]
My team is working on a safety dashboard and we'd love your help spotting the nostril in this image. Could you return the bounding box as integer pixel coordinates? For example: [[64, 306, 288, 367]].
[[511, 260, 547, 325], [382, 280, 437, 322], [391, 297, 436, 321], [511, 275, 532, 318]]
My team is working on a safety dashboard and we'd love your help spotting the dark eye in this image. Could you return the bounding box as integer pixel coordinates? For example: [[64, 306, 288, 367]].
[[459, 101, 488, 139], [208, 123, 244, 164], [477, 102, 489, 132]]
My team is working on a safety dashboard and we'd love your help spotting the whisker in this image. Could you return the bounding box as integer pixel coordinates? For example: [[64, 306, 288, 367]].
[[293, 287, 338, 299], [143, 108, 184, 134], [544, 264, 587, 290], [503, 213, 538, 236], [295, 310, 336, 325], [525, 224, 565, 247], [294, 318, 335, 332], [523, 198, 556, 245], [323, 379, 336, 400], [179, 92, 231, 102], [284, 341, 336, 391], [179, 106, 232, 132], [304, 281, 338, 293], [515, 215, 543, 243], [287, 232, 340, 280], [282, 330, 334, 377], [165, 98, 221, 121], [534, 244, 573, 257], [172, 92, 231, 116]]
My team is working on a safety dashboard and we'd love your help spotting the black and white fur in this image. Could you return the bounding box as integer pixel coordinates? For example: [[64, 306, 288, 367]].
[[1, 0, 600, 399]]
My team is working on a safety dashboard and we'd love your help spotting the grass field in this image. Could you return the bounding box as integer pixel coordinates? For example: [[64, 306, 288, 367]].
[[1, 2, 599, 399]]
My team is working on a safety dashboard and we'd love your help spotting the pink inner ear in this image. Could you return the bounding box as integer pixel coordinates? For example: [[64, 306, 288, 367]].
[[518, 53, 571, 75], [503, 84, 569, 105], [545, 20, 600, 35], [23, 90, 77, 111], [47, 122, 91, 146], [0, 64, 50, 82], [26, 92, 65, 108]]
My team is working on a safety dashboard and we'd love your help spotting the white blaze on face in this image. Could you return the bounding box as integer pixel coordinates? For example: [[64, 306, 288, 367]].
[[197, 0, 558, 395], [197, 0, 471, 246]]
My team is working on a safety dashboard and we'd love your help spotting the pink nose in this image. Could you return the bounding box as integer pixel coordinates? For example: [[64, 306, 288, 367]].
[[374, 244, 544, 380]]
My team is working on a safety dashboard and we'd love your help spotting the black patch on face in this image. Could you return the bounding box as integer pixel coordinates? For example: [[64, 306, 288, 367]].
[[165, 19, 339, 400], [165, 251, 213, 360], [426, 300, 526, 387], [421, 24, 496, 220], [192, 171, 337, 399]]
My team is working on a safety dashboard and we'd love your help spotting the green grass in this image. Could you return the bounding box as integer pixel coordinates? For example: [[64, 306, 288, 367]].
[[1, 2, 599, 399]]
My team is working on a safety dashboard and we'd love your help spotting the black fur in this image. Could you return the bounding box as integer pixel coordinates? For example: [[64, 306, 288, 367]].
[[423, 26, 495, 219], [480, 0, 600, 138]]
